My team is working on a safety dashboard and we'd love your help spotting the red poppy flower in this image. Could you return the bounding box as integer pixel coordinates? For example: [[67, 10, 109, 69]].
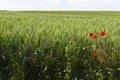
[[100, 32, 106, 37], [93, 53, 97, 58], [89, 33, 97, 39]]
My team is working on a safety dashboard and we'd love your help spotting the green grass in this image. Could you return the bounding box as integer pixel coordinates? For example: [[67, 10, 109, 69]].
[[0, 11, 120, 80]]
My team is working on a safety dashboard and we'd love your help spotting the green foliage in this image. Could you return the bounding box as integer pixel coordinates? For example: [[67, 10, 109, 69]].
[[0, 11, 120, 80]]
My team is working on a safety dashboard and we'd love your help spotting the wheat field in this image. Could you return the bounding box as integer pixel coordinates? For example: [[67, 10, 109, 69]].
[[0, 11, 120, 80]]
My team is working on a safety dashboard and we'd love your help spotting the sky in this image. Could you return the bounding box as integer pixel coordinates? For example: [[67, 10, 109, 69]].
[[0, 0, 120, 11]]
